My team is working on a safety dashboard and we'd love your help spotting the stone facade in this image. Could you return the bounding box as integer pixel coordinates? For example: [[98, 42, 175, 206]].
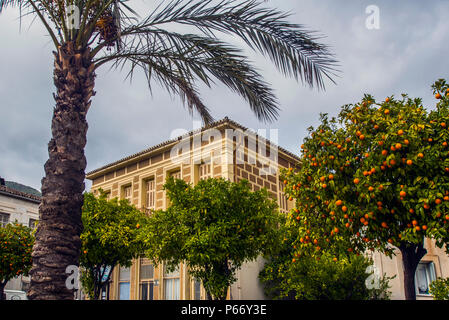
[[86, 118, 297, 300]]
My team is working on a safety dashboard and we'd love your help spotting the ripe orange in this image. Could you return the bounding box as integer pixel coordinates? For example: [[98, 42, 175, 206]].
[[320, 176, 326, 182], [422, 225, 427, 231], [400, 191, 406, 197], [404, 139, 410, 145], [412, 220, 418, 226], [409, 208, 415, 214], [436, 198, 442, 205], [384, 109, 390, 115], [407, 159, 413, 166], [424, 203, 430, 210], [441, 122, 447, 128], [368, 186, 374, 192], [395, 143, 402, 149], [322, 184, 327, 189], [398, 129, 404, 135], [328, 174, 334, 180], [385, 97, 390, 103], [415, 226, 421, 231], [354, 178, 360, 184], [382, 150, 388, 156], [359, 134, 365, 140], [436, 93, 442, 99], [336, 200, 343, 206], [390, 159, 397, 166], [381, 222, 388, 228], [342, 206, 348, 212], [418, 153, 424, 158]]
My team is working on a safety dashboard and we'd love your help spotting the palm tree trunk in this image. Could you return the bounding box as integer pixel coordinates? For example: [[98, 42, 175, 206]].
[[27, 42, 95, 300]]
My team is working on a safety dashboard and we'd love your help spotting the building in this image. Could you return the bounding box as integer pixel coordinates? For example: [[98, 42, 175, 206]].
[[0, 178, 41, 294], [86, 117, 449, 300], [86, 117, 298, 300]]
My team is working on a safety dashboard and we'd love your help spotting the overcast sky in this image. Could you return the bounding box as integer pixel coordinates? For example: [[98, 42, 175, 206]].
[[1, 0, 448, 192]]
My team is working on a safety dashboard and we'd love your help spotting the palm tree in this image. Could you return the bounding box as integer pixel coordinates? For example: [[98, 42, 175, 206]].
[[0, 0, 337, 299]]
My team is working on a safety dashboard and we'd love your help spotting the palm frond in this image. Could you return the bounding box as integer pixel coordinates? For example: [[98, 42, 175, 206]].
[[0, 0, 22, 12], [94, 31, 280, 123], [138, 0, 339, 89]]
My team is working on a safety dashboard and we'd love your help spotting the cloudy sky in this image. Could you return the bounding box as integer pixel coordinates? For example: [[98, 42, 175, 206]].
[[1, 0, 448, 192]]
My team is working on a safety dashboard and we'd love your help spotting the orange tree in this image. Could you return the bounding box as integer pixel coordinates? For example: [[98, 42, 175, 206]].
[[0, 222, 34, 300], [281, 79, 449, 300]]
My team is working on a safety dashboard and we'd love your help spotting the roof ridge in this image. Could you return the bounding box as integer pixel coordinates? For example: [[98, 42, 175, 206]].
[[0, 185, 42, 203], [86, 117, 300, 177]]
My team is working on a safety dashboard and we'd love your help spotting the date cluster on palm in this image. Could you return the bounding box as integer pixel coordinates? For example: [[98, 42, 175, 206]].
[[95, 11, 118, 49]]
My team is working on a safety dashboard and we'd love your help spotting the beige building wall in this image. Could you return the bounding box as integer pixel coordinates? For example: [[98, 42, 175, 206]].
[[86, 118, 297, 300]]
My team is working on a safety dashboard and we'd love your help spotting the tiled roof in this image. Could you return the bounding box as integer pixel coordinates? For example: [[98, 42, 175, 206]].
[[86, 117, 301, 177], [0, 185, 42, 204]]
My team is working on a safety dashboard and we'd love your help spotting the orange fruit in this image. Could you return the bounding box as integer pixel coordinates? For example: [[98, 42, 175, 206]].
[[382, 150, 388, 156], [385, 97, 390, 103], [328, 174, 334, 180], [436, 93, 442, 99], [384, 109, 390, 115], [436, 198, 442, 205], [404, 139, 410, 145], [354, 178, 360, 184], [395, 143, 402, 149], [418, 153, 424, 158], [441, 122, 447, 128], [400, 191, 406, 197], [412, 220, 418, 226], [359, 134, 365, 140], [398, 129, 404, 135], [336, 200, 343, 206], [381, 222, 388, 228], [342, 206, 348, 212], [406, 159, 413, 166]]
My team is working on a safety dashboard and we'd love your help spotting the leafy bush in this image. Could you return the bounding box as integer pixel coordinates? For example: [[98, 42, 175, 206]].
[[430, 277, 449, 300]]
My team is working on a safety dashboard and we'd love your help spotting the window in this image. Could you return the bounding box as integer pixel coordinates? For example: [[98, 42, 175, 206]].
[[145, 179, 155, 212], [163, 265, 180, 300], [170, 170, 181, 180], [123, 185, 132, 202], [415, 261, 436, 295], [278, 182, 289, 213], [139, 259, 154, 300], [0, 213, 9, 227], [118, 266, 130, 300], [193, 279, 201, 300], [199, 163, 212, 180], [29, 218, 37, 230]]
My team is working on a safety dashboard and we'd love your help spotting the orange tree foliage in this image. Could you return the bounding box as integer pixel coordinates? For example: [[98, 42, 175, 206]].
[[0, 222, 34, 299], [281, 79, 449, 261]]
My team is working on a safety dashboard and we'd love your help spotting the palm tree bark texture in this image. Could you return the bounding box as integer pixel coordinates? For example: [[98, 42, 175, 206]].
[[28, 42, 95, 300]]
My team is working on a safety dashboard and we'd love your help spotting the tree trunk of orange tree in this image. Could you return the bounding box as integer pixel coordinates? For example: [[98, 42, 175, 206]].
[[27, 42, 95, 300], [399, 242, 427, 300]]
